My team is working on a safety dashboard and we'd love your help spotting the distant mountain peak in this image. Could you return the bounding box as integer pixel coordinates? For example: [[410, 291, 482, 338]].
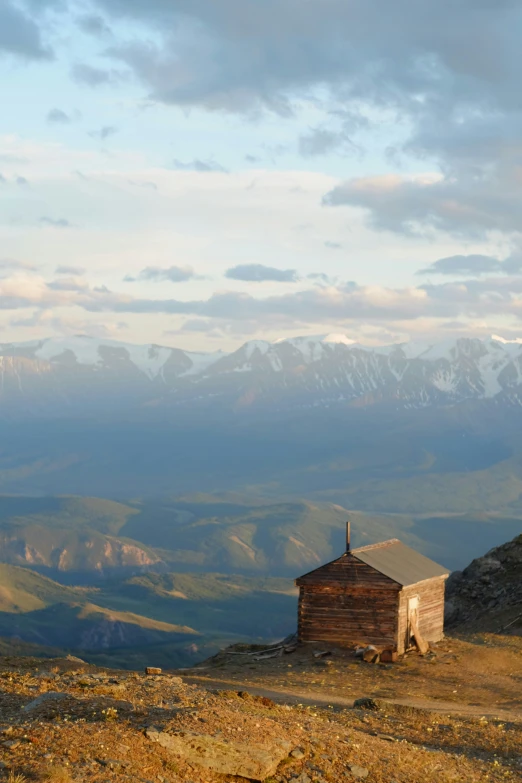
[[2, 333, 522, 416]]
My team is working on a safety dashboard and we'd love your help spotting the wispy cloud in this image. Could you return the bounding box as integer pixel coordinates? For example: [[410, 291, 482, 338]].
[[71, 63, 122, 87], [124, 265, 198, 283], [225, 264, 299, 283], [39, 217, 73, 229], [418, 253, 522, 277], [89, 125, 118, 141], [172, 159, 228, 173], [56, 265, 86, 275], [47, 108, 72, 124], [324, 241, 342, 250]]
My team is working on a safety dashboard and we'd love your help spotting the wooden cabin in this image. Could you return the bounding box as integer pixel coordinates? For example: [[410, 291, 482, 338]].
[[295, 527, 449, 655]]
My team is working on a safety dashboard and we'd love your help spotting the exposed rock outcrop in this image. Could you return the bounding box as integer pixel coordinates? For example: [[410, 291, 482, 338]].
[[445, 533, 522, 632]]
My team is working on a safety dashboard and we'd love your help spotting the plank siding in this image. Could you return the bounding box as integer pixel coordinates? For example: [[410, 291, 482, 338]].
[[298, 559, 400, 646], [296, 550, 447, 653], [397, 577, 447, 654], [296, 553, 397, 588]]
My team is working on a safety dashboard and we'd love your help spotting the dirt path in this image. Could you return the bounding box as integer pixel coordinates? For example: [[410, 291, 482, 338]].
[[184, 674, 522, 722]]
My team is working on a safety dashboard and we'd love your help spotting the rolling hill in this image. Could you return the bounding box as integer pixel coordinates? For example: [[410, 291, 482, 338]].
[[0, 560, 297, 668]]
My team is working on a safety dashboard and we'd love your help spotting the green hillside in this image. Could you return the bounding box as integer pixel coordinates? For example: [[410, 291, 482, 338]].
[[0, 561, 296, 668], [0, 496, 138, 533], [0, 496, 158, 576], [120, 499, 349, 575], [0, 494, 519, 578], [0, 563, 81, 612]]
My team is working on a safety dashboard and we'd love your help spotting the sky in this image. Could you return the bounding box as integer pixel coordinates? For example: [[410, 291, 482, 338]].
[[1, 0, 522, 351]]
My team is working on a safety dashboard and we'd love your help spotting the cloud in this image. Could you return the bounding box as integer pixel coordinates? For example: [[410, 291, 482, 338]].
[[56, 265, 86, 275], [127, 179, 158, 190], [225, 264, 298, 283], [40, 217, 73, 229], [11, 310, 128, 339], [324, 241, 342, 250], [89, 125, 118, 141], [0, 274, 65, 309], [77, 13, 112, 37], [308, 272, 338, 286], [0, 259, 36, 272], [71, 63, 121, 86], [88, 0, 522, 122], [47, 277, 89, 292], [299, 127, 360, 158], [418, 255, 503, 276], [172, 159, 227, 173], [0, 1, 52, 60], [175, 318, 220, 334], [87, 278, 522, 328], [77, 0, 522, 245], [124, 265, 198, 283], [0, 173, 29, 186], [47, 108, 71, 124], [6, 267, 522, 338], [322, 172, 522, 239], [0, 154, 27, 164], [418, 252, 522, 277]]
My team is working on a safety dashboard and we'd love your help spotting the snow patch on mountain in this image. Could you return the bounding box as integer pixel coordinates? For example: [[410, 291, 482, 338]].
[[3, 332, 522, 414], [20, 336, 224, 380], [30, 336, 173, 379], [181, 350, 227, 377]]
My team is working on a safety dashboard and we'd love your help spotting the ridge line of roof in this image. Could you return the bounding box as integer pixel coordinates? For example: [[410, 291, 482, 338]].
[[351, 538, 400, 555]]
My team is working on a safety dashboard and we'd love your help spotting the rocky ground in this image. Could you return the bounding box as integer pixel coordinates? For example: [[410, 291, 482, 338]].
[[189, 635, 522, 717], [0, 643, 520, 783], [445, 533, 522, 632]]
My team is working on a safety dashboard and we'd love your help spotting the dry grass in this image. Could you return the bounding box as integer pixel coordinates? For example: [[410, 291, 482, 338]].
[[7, 773, 27, 783], [39, 765, 72, 783]]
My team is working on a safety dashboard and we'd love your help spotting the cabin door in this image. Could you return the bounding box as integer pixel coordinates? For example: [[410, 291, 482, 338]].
[[407, 595, 419, 649]]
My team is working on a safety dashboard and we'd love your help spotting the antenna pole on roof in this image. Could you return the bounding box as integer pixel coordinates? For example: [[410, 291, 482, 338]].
[[346, 520, 351, 553]]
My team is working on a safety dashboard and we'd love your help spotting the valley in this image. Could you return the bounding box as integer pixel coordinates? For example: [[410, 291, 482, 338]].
[[0, 333, 521, 670], [0, 493, 519, 668]]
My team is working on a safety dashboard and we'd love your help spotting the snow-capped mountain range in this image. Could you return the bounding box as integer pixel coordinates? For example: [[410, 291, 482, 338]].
[[1, 333, 522, 417]]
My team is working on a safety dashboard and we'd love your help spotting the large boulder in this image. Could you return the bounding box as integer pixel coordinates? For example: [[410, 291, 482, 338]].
[[145, 729, 291, 780]]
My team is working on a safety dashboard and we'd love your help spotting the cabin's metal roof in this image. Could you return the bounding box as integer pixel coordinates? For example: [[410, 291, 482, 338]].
[[351, 539, 449, 586]]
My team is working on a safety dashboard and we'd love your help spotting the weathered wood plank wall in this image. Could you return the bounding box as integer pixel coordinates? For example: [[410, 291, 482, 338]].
[[297, 556, 401, 646], [397, 577, 446, 654]]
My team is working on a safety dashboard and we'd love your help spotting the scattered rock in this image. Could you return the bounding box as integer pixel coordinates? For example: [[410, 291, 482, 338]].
[[23, 692, 70, 712], [145, 728, 291, 781], [3, 740, 20, 750], [65, 654, 86, 664], [98, 758, 126, 769], [145, 667, 162, 676], [445, 534, 522, 630], [290, 774, 311, 783], [353, 697, 380, 710], [290, 748, 305, 760], [348, 764, 369, 779]]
